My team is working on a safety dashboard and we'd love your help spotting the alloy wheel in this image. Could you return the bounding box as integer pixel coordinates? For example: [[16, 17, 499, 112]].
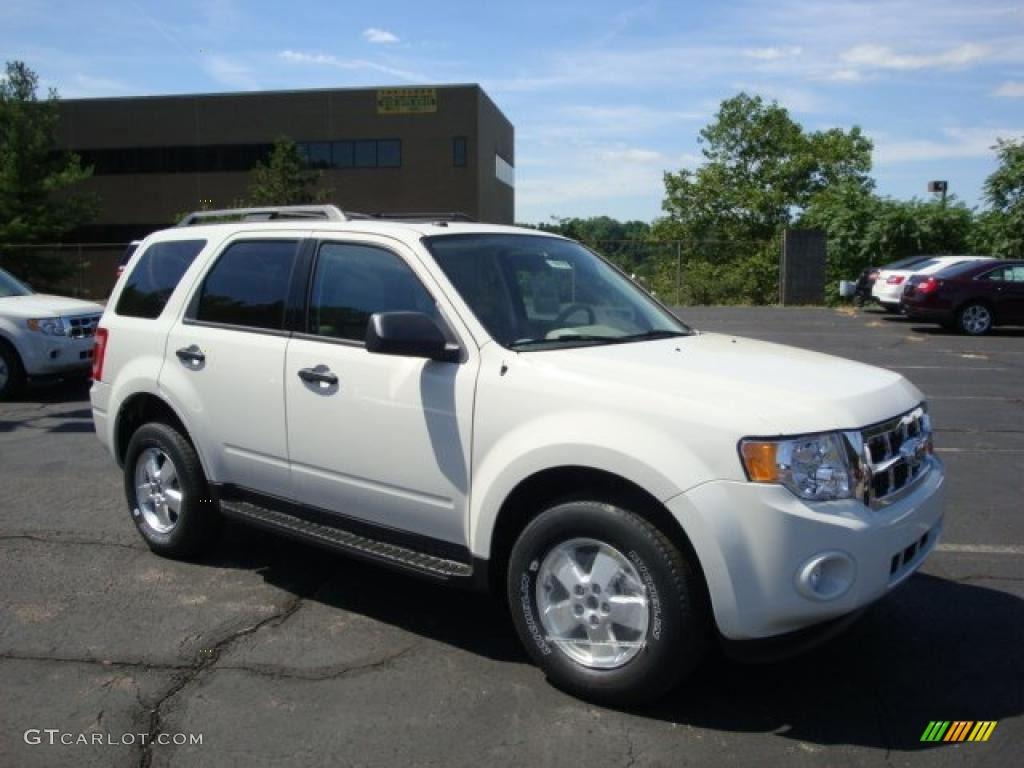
[[133, 447, 184, 534]]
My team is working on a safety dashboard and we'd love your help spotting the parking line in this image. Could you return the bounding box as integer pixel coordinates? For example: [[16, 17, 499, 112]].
[[888, 370, 1007, 376], [936, 543, 1024, 556], [935, 448, 1024, 454]]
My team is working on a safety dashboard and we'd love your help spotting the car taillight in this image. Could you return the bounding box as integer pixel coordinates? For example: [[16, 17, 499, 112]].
[[92, 327, 108, 382], [886, 275, 905, 285], [918, 277, 939, 294]]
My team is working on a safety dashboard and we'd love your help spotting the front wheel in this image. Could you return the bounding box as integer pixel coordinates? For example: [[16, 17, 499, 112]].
[[123, 422, 220, 558], [507, 500, 708, 705], [0, 343, 26, 401]]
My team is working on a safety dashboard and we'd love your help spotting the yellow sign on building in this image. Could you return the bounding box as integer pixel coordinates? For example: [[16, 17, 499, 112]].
[[377, 88, 438, 114]]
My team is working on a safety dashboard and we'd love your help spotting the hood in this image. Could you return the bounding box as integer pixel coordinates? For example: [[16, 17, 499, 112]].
[[525, 332, 923, 436], [0, 293, 105, 318]]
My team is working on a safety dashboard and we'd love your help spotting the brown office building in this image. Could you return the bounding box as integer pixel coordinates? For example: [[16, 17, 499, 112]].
[[55, 84, 515, 242]]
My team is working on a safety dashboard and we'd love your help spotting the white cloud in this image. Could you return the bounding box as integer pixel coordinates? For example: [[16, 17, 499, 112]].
[[840, 42, 990, 70], [202, 54, 261, 90], [743, 46, 802, 61], [873, 126, 1023, 163], [363, 27, 399, 44], [278, 50, 426, 83], [824, 69, 864, 82], [994, 81, 1024, 97]]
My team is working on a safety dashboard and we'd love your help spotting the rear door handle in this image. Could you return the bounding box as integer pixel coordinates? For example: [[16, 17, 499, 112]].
[[298, 365, 338, 387], [176, 344, 205, 366]]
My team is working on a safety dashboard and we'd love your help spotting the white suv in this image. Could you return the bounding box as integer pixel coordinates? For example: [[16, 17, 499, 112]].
[[90, 206, 945, 704], [0, 266, 105, 399]]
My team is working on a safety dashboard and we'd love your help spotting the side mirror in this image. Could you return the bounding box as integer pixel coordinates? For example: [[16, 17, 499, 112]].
[[366, 312, 460, 363]]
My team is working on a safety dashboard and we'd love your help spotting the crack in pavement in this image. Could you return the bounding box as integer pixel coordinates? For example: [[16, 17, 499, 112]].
[[0, 532, 145, 551], [136, 565, 333, 768], [216, 644, 419, 682]]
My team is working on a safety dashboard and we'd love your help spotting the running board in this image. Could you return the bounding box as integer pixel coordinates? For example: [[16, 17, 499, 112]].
[[219, 497, 474, 581]]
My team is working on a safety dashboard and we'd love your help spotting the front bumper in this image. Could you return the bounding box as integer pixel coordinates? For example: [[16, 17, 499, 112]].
[[666, 457, 945, 641], [20, 334, 95, 377]]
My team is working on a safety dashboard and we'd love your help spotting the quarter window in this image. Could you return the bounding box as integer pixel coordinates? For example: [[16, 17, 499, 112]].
[[308, 242, 437, 342], [115, 239, 206, 319], [195, 240, 299, 330]]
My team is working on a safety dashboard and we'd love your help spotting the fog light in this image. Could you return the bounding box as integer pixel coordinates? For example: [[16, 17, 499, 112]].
[[795, 552, 855, 601]]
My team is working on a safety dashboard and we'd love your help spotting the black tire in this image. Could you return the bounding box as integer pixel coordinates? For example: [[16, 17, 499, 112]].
[[507, 500, 708, 705], [0, 342, 26, 401], [957, 302, 993, 336], [123, 422, 220, 558]]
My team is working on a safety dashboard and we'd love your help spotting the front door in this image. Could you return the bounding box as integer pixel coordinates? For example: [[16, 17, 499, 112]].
[[284, 238, 477, 547]]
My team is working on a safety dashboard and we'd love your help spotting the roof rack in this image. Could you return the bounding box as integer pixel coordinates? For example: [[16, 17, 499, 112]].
[[176, 205, 348, 227], [371, 212, 475, 222]]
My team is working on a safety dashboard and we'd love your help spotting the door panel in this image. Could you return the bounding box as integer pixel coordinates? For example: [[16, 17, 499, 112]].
[[160, 237, 301, 495], [284, 239, 476, 546]]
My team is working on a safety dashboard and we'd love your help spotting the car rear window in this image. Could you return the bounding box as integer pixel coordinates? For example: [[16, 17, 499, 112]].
[[881, 256, 932, 271], [116, 240, 206, 319], [193, 240, 299, 331]]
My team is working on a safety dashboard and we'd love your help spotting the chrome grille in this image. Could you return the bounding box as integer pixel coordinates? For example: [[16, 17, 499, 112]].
[[66, 314, 101, 339], [856, 405, 932, 507]]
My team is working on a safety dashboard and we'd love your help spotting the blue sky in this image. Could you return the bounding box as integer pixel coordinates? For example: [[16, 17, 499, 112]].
[[4, 0, 1023, 223]]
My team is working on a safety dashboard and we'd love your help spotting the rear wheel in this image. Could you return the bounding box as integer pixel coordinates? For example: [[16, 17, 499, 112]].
[[0, 343, 26, 401], [958, 302, 993, 335], [124, 422, 220, 558], [507, 500, 708, 705]]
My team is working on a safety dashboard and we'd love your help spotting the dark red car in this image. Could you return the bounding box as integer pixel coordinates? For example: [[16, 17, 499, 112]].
[[902, 259, 1024, 335]]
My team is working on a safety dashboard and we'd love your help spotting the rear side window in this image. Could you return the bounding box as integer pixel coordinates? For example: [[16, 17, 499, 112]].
[[194, 240, 299, 331], [308, 242, 437, 341], [116, 240, 206, 318], [981, 265, 1024, 282]]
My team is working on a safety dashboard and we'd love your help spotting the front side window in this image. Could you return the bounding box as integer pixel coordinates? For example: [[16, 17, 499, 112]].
[[308, 242, 437, 342], [195, 240, 298, 330], [424, 234, 689, 349], [116, 239, 206, 319]]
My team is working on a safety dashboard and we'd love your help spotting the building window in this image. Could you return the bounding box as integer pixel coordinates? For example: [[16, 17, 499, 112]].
[[305, 142, 332, 169], [453, 137, 467, 167], [495, 154, 515, 188], [354, 140, 377, 168], [377, 139, 401, 168], [332, 141, 354, 168]]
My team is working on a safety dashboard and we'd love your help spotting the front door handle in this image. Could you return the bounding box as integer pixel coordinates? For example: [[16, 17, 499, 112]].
[[298, 365, 338, 387], [176, 344, 205, 366]]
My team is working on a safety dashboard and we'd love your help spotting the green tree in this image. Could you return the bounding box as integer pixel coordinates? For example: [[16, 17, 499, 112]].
[[246, 137, 330, 206], [971, 138, 1024, 258], [659, 93, 873, 242], [655, 93, 873, 304], [0, 60, 96, 284]]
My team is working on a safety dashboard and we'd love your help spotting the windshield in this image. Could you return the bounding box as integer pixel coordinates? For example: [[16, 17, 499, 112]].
[[424, 234, 690, 349], [0, 267, 33, 298]]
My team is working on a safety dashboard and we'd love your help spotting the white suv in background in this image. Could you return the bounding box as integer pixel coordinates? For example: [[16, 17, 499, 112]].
[[90, 206, 946, 704], [872, 255, 995, 312], [0, 266, 104, 399]]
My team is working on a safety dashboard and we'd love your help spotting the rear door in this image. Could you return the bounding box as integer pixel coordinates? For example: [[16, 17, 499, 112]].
[[283, 235, 477, 547], [161, 234, 306, 495], [979, 264, 1024, 324]]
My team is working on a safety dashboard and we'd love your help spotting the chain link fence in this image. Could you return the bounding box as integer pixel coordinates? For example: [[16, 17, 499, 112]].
[[586, 238, 781, 306], [0, 242, 130, 300], [2, 237, 789, 306]]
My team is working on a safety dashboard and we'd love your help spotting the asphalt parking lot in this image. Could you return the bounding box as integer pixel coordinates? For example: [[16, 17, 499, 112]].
[[1, 306, 1021, 767]]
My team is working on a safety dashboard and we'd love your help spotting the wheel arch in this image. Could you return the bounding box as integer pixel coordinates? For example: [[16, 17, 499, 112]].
[[486, 465, 711, 606], [114, 391, 207, 474]]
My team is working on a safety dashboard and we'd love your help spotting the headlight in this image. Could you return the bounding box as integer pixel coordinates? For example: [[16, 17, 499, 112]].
[[740, 432, 860, 501], [26, 317, 67, 336]]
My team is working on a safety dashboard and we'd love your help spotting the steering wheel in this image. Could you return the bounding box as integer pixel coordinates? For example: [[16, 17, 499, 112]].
[[553, 303, 596, 326]]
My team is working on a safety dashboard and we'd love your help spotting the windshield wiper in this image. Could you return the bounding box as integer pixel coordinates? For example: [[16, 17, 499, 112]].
[[613, 329, 691, 342], [509, 334, 619, 349], [509, 330, 689, 349]]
